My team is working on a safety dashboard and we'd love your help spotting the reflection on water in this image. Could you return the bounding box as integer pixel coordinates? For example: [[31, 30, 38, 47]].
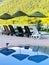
[[0, 47, 49, 65], [0, 0, 3, 2], [41, 34, 49, 38]]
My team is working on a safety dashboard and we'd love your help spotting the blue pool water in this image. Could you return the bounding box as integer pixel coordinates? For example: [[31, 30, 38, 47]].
[[0, 0, 3, 2], [0, 47, 49, 65], [42, 34, 49, 38]]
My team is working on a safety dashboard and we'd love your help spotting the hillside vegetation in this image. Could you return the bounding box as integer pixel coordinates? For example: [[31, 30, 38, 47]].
[[0, 0, 49, 15], [0, 0, 49, 25]]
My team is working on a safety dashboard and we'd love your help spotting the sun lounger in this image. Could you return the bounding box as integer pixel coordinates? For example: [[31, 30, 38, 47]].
[[17, 26, 24, 36], [8, 25, 16, 36], [2, 25, 10, 35], [24, 26, 32, 37], [31, 27, 41, 39]]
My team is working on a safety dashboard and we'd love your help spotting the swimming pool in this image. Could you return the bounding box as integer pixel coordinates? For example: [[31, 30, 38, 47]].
[[0, 47, 49, 65], [42, 34, 49, 38]]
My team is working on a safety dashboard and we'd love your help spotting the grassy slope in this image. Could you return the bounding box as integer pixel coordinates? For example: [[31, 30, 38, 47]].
[[0, 0, 49, 15], [0, 0, 49, 25]]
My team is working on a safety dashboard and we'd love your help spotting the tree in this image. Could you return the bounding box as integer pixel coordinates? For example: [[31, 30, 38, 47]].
[[36, 20, 41, 31]]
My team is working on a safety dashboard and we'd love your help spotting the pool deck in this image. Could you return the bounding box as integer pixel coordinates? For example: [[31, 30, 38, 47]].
[[0, 33, 49, 48]]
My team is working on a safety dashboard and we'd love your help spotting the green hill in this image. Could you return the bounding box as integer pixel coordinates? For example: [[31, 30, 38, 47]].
[[0, 0, 49, 25], [0, 0, 49, 16]]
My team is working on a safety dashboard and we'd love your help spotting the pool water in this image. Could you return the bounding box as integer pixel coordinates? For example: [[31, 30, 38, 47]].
[[42, 34, 49, 38], [0, 47, 49, 65], [0, 0, 3, 2]]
